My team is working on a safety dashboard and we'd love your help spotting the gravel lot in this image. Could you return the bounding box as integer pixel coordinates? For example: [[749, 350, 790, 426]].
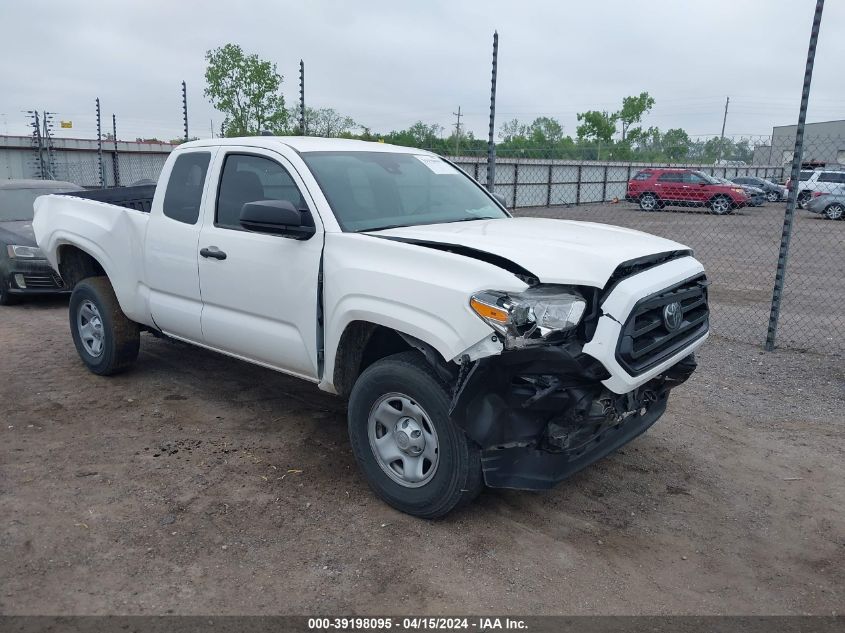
[[1, 204, 843, 615]]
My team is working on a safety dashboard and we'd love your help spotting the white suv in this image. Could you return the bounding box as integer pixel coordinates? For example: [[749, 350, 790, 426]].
[[789, 169, 845, 208]]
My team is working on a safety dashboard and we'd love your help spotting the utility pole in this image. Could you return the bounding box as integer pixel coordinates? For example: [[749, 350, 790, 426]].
[[210, 119, 214, 139], [182, 80, 189, 142], [486, 30, 499, 191], [717, 96, 730, 162], [299, 60, 306, 135], [452, 106, 462, 156]]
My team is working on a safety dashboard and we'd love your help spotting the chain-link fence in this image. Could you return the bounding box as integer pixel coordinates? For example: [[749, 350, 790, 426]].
[[49, 152, 169, 188], [435, 133, 845, 355]]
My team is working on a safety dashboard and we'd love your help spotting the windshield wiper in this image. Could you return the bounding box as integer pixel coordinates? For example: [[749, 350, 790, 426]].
[[358, 223, 412, 233]]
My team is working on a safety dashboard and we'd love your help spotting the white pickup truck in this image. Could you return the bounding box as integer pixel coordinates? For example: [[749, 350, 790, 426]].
[[34, 137, 709, 518]]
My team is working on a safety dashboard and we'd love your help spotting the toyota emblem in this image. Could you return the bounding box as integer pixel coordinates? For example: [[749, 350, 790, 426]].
[[663, 302, 683, 331]]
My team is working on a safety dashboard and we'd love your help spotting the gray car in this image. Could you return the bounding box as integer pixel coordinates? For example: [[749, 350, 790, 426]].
[[731, 176, 787, 202], [805, 184, 845, 220], [0, 179, 83, 304]]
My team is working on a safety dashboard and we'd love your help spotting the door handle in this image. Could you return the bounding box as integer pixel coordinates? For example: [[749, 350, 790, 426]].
[[200, 247, 227, 260]]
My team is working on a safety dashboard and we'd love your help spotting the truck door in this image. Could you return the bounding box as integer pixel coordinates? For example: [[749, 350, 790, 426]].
[[145, 149, 215, 341], [196, 148, 323, 380]]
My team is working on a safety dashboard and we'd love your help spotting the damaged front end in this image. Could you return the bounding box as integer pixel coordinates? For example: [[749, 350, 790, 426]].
[[449, 343, 697, 490]]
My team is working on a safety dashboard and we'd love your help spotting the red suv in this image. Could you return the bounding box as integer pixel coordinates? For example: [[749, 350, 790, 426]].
[[626, 168, 749, 215]]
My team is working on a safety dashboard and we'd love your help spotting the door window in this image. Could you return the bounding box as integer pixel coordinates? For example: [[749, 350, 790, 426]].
[[683, 172, 707, 184], [818, 172, 845, 184], [216, 153, 307, 230], [657, 172, 683, 183], [162, 152, 211, 224]]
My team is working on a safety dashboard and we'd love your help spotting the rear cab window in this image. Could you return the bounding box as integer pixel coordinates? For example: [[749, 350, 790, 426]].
[[631, 171, 652, 181], [163, 152, 211, 224], [657, 172, 683, 183]]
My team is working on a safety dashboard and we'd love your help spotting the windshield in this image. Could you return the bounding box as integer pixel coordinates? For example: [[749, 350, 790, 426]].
[[300, 151, 507, 232], [0, 187, 77, 221]]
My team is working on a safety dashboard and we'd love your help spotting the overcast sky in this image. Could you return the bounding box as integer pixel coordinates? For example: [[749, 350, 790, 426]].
[[1, 0, 842, 143]]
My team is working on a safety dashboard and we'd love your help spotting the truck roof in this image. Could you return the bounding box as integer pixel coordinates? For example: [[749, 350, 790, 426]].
[[178, 136, 430, 155]]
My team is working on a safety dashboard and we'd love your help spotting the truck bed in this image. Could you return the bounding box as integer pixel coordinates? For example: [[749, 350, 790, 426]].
[[63, 184, 156, 213]]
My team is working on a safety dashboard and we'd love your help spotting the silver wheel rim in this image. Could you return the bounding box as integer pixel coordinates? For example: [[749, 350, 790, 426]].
[[367, 392, 439, 488], [77, 300, 105, 357], [767, 191, 778, 202], [641, 195, 656, 210], [826, 204, 844, 220], [712, 197, 730, 214]]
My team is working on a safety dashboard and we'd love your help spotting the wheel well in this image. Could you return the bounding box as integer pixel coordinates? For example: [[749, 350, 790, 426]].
[[332, 321, 454, 398], [57, 245, 106, 287]]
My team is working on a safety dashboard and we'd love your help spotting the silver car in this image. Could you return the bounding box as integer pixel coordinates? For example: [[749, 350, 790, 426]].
[[805, 184, 845, 220]]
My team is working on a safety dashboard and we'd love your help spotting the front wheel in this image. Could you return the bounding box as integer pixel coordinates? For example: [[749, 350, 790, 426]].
[[638, 193, 659, 211], [766, 190, 779, 202], [347, 351, 483, 518], [69, 276, 140, 375], [824, 203, 844, 220], [709, 195, 733, 215]]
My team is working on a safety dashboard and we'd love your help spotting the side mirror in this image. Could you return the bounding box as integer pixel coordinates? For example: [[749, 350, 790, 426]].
[[239, 199, 316, 240], [492, 192, 508, 208]]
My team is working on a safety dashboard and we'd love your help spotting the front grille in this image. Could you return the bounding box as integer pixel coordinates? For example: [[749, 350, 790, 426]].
[[616, 274, 709, 376], [21, 272, 65, 289]]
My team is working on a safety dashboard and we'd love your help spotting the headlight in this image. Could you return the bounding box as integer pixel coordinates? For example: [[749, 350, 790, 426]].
[[6, 245, 45, 259], [731, 188, 744, 194], [470, 286, 587, 349]]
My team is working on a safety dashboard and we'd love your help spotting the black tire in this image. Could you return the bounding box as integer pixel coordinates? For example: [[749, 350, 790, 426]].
[[0, 279, 19, 306], [348, 350, 483, 518], [68, 276, 140, 375], [638, 192, 660, 212], [797, 191, 811, 209], [824, 203, 844, 221]]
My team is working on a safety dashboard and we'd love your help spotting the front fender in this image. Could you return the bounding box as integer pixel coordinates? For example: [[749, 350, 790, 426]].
[[320, 232, 527, 391]]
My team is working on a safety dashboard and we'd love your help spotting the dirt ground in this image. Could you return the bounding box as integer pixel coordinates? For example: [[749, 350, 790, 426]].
[[1, 289, 843, 615]]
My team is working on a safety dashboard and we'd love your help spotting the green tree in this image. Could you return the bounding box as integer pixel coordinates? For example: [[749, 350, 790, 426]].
[[295, 107, 358, 137], [204, 43, 288, 136], [576, 110, 616, 143], [617, 92, 655, 142], [661, 128, 691, 161]]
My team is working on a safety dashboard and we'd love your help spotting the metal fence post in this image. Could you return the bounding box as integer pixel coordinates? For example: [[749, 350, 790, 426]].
[[112, 114, 120, 187], [765, 0, 824, 351], [486, 31, 498, 192], [601, 165, 608, 202], [546, 164, 552, 207], [96, 98, 104, 188], [575, 165, 582, 206], [513, 161, 519, 208]]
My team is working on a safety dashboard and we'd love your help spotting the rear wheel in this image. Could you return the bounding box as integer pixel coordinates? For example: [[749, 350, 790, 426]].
[[347, 351, 483, 518], [766, 190, 779, 202], [824, 203, 844, 220], [69, 276, 140, 375], [639, 193, 659, 211], [709, 195, 733, 215]]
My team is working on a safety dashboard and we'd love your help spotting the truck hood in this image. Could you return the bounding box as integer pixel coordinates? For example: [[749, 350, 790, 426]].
[[367, 217, 689, 287]]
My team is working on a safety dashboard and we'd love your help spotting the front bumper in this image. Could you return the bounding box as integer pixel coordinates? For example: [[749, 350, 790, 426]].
[[3, 259, 68, 295], [450, 345, 697, 490]]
